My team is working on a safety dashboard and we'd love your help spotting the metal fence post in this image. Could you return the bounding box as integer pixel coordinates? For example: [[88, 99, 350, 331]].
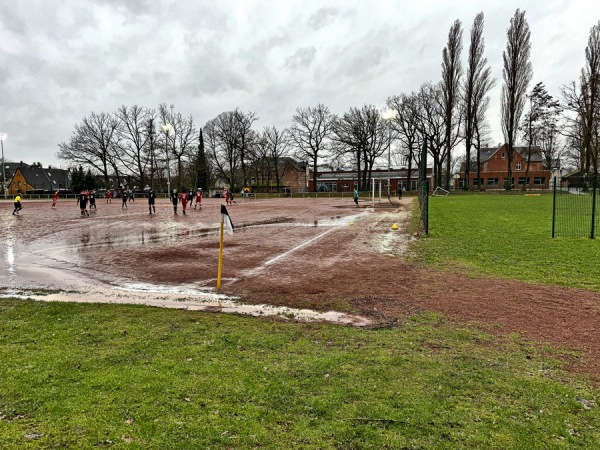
[[591, 176, 597, 239], [420, 139, 429, 235], [552, 176, 557, 238]]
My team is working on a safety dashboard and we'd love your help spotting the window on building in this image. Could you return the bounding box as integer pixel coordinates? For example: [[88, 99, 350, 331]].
[[501, 152, 505, 158], [518, 177, 530, 185], [534, 177, 546, 185], [317, 182, 337, 192], [515, 162, 522, 170], [472, 178, 483, 186], [487, 178, 498, 186]]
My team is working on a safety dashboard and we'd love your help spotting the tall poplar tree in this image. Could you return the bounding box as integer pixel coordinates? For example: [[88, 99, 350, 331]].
[[441, 19, 463, 189], [462, 12, 494, 190], [501, 9, 533, 190]]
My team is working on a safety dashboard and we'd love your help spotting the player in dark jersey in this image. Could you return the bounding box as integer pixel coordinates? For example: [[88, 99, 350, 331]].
[[121, 189, 128, 209], [146, 189, 157, 214], [89, 190, 97, 210], [170, 189, 179, 213], [77, 190, 89, 216]]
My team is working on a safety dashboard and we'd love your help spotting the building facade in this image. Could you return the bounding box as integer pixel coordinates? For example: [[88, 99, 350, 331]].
[[309, 168, 433, 193], [7, 162, 70, 195], [455, 144, 551, 190]]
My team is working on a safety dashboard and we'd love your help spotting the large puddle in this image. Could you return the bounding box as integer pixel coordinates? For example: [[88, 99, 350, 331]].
[[1, 210, 375, 327]]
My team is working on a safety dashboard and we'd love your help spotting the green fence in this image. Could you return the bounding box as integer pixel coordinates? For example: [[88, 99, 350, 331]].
[[552, 176, 600, 238]]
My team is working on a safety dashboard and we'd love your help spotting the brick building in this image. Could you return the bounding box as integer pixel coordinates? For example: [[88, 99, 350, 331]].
[[455, 144, 551, 190], [309, 167, 434, 192]]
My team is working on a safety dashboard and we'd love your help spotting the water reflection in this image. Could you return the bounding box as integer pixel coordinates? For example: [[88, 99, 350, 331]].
[[6, 237, 15, 274]]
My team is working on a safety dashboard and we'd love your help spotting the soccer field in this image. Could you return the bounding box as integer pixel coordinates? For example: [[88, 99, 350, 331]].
[[0, 196, 407, 324]]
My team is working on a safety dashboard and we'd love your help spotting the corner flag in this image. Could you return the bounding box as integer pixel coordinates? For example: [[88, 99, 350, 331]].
[[217, 204, 234, 290], [221, 204, 234, 235]]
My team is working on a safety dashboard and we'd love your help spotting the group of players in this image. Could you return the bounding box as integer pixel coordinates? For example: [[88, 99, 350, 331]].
[[10, 186, 245, 217], [76, 189, 98, 215], [75, 187, 205, 216], [167, 188, 204, 215]]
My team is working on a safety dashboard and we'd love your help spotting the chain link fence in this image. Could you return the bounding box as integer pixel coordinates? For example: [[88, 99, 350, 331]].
[[552, 175, 600, 238]]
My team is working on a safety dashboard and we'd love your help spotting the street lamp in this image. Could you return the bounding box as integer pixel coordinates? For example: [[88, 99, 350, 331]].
[[161, 123, 172, 194], [381, 110, 396, 199], [0, 133, 6, 199]]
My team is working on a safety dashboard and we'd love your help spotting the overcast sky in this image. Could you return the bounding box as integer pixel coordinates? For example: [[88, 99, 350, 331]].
[[1, 0, 599, 168]]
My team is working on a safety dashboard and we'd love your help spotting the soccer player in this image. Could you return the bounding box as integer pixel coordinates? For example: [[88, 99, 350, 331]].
[[194, 188, 203, 209], [179, 189, 189, 214], [146, 189, 157, 214], [89, 190, 97, 210], [170, 189, 179, 213], [121, 190, 128, 209], [52, 190, 59, 208], [106, 189, 113, 203], [12, 193, 23, 215], [77, 190, 89, 216], [188, 189, 194, 207]]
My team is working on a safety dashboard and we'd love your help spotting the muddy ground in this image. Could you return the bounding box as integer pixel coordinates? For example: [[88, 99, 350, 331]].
[[1, 195, 600, 381]]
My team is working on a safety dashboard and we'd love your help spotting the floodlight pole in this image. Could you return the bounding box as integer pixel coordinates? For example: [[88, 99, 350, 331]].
[[0, 134, 6, 199], [387, 130, 391, 199], [381, 110, 396, 199], [162, 124, 172, 194]]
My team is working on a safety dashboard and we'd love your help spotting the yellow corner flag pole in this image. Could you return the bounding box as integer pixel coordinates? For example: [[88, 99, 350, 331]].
[[217, 213, 225, 290]]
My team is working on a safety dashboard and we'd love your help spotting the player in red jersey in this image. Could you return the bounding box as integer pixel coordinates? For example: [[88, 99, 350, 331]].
[[179, 189, 189, 214], [52, 191, 59, 208], [194, 188, 203, 209]]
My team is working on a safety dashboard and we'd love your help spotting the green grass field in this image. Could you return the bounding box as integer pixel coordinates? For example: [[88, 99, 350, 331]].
[[1, 300, 599, 449], [410, 194, 600, 291]]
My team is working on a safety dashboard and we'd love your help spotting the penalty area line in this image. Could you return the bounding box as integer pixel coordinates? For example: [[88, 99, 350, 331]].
[[263, 227, 338, 267]]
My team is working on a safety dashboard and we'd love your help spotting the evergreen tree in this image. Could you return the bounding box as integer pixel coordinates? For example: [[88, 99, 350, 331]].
[[70, 166, 85, 193], [193, 129, 211, 191], [84, 169, 95, 189]]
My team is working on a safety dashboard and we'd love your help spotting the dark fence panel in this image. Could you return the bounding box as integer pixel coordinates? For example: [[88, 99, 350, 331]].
[[553, 176, 599, 238]]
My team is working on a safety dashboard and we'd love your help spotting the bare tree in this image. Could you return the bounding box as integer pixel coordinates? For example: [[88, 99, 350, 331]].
[[290, 103, 333, 192], [417, 82, 445, 187], [115, 105, 153, 187], [331, 105, 389, 191], [560, 81, 587, 170], [158, 104, 197, 190], [57, 112, 121, 188], [386, 92, 422, 191], [462, 12, 495, 190], [581, 20, 600, 174], [204, 112, 240, 191], [204, 110, 257, 191], [264, 126, 292, 192], [501, 9, 533, 190], [441, 19, 464, 189], [233, 109, 259, 187], [473, 96, 492, 187]]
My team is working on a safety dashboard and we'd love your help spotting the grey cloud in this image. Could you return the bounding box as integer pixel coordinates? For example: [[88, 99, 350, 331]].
[[285, 46, 316, 70], [307, 6, 349, 30]]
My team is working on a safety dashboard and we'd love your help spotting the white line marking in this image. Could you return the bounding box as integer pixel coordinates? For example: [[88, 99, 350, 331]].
[[264, 227, 338, 266]]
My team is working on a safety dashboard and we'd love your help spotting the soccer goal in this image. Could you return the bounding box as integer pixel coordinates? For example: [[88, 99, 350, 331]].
[[432, 187, 450, 197]]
